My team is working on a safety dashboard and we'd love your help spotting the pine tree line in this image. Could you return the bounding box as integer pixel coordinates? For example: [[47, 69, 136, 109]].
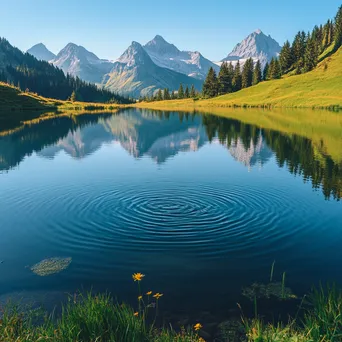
[[201, 4, 342, 98], [279, 5, 342, 74], [140, 84, 198, 102], [202, 58, 264, 98]]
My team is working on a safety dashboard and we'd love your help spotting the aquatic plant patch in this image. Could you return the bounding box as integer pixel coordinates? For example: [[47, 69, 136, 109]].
[[30, 257, 72, 276]]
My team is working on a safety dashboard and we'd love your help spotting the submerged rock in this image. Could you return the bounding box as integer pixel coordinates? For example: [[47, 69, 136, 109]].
[[30, 257, 72, 276], [242, 282, 297, 301]]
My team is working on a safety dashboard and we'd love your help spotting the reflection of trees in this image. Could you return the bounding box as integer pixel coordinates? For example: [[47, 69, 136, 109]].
[[0, 114, 110, 172], [264, 130, 342, 200], [201, 114, 342, 200], [1, 109, 341, 200]]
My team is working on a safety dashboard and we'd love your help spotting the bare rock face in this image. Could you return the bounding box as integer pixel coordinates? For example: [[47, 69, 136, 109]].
[[51, 43, 114, 84], [102, 41, 202, 98], [144, 35, 219, 80], [222, 30, 281, 68]]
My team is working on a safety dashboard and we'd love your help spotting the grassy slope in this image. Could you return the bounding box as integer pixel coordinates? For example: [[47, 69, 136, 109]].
[[136, 47, 342, 109], [0, 82, 122, 111], [0, 81, 60, 110]]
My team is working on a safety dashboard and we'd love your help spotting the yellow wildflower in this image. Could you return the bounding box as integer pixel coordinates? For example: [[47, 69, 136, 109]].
[[132, 273, 145, 282], [134, 312, 139, 317], [153, 293, 163, 299], [138, 295, 143, 300], [198, 338, 206, 342], [194, 323, 203, 331], [146, 291, 152, 296]]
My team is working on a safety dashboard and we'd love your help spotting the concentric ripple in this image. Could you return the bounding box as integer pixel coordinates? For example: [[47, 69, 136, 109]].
[[14, 180, 319, 265]]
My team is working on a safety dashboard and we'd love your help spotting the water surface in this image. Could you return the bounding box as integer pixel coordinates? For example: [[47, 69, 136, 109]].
[[0, 108, 341, 324]]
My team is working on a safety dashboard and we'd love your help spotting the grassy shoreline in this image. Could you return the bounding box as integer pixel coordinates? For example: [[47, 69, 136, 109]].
[[1, 284, 342, 342]]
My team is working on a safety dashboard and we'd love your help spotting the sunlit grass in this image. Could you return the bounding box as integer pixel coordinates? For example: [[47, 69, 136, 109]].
[[0, 81, 124, 112], [135, 47, 342, 110]]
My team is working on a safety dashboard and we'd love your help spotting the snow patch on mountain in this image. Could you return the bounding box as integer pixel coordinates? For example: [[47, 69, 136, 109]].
[[222, 30, 281, 67], [51, 43, 114, 84], [102, 41, 202, 98], [144, 35, 219, 79]]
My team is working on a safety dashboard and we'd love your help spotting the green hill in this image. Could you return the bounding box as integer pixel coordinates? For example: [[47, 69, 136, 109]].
[[0, 82, 58, 110], [136, 47, 342, 109], [0, 82, 124, 117]]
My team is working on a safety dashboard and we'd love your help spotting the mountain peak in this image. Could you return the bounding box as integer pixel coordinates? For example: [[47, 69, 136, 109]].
[[27, 43, 56, 61], [51, 43, 112, 84], [55, 43, 100, 61], [131, 41, 143, 49], [221, 30, 281, 66], [32, 43, 46, 48], [153, 34, 166, 42], [144, 35, 180, 55], [117, 41, 151, 66]]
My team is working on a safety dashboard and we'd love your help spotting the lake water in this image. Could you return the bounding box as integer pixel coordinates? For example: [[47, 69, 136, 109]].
[[0, 108, 341, 327]]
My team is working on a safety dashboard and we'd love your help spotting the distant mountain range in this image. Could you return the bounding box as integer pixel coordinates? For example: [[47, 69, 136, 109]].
[[52, 43, 113, 84], [143, 35, 220, 79], [24, 31, 282, 97], [101, 41, 202, 98]]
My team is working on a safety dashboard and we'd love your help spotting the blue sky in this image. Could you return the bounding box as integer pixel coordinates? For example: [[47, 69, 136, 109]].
[[1, 0, 340, 61]]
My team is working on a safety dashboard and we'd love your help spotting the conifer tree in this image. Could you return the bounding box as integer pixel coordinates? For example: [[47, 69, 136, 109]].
[[242, 58, 254, 88], [328, 21, 334, 46], [228, 62, 234, 78], [252, 60, 262, 85], [178, 84, 184, 99], [171, 90, 176, 99], [218, 61, 232, 94], [202, 67, 219, 98], [322, 20, 331, 49], [185, 86, 190, 98], [263, 62, 269, 81], [70, 90, 77, 102], [190, 84, 196, 98], [232, 61, 242, 92], [304, 36, 318, 72], [163, 88, 170, 100], [334, 5, 342, 49], [274, 59, 281, 79], [269, 58, 281, 79], [157, 89, 163, 101], [279, 40, 292, 74], [268, 58, 275, 79], [291, 31, 306, 71]]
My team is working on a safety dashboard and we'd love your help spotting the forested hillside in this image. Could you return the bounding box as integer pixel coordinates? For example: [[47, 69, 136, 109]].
[[0, 38, 131, 104]]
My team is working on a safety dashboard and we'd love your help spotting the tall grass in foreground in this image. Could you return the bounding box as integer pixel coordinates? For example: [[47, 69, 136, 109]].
[[245, 284, 342, 342], [1, 270, 342, 342], [0, 293, 204, 342]]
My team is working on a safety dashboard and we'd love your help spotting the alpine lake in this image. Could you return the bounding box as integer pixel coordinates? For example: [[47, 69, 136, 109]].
[[0, 107, 341, 335]]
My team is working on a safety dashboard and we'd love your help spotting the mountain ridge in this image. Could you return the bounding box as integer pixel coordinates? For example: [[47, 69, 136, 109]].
[[102, 41, 202, 97], [27, 43, 56, 61], [144, 35, 220, 79], [51, 43, 114, 84]]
